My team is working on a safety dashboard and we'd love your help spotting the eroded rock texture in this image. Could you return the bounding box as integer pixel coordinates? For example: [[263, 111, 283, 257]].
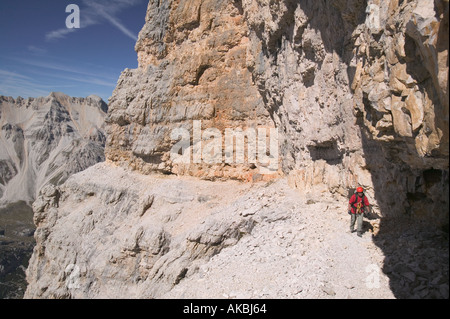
[[0, 92, 107, 204], [241, 0, 448, 224], [106, 0, 274, 181], [24, 163, 260, 298], [24, 0, 448, 299], [106, 0, 448, 222], [242, 0, 367, 195]]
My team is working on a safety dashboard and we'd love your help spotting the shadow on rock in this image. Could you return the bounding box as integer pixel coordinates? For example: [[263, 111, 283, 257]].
[[359, 125, 449, 299], [373, 217, 449, 299]]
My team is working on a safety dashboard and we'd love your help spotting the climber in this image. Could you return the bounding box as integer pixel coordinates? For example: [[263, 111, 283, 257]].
[[348, 187, 370, 237]]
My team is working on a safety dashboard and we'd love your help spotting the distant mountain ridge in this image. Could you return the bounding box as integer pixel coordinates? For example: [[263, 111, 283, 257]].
[[0, 92, 107, 205]]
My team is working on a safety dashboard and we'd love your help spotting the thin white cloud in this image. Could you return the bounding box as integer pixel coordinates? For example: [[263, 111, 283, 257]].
[[27, 45, 48, 55], [46, 27, 78, 41], [63, 75, 116, 87], [10, 57, 117, 82], [0, 72, 73, 98], [0, 71, 112, 100], [95, 7, 138, 41], [0, 57, 117, 99], [0, 69, 32, 80], [45, 0, 142, 42]]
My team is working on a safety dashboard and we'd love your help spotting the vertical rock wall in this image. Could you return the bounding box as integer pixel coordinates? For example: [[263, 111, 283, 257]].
[[351, 0, 449, 223], [105, 0, 274, 181], [242, 0, 369, 197], [106, 0, 448, 221], [23, 0, 448, 299], [241, 0, 448, 224]]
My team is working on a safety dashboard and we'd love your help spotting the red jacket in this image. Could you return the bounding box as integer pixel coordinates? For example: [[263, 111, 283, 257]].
[[349, 194, 370, 214]]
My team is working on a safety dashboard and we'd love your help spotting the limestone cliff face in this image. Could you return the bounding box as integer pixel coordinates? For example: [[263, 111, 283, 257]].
[[0, 92, 107, 204], [241, 0, 448, 224], [352, 0, 448, 166], [350, 0, 449, 222], [242, 0, 368, 196], [24, 163, 268, 298], [107, 0, 448, 222], [106, 0, 274, 181], [24, 0, 449, 299]]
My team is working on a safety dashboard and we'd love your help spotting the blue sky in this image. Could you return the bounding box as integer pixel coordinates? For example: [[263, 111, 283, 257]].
[[0, 0, 149, 101]]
